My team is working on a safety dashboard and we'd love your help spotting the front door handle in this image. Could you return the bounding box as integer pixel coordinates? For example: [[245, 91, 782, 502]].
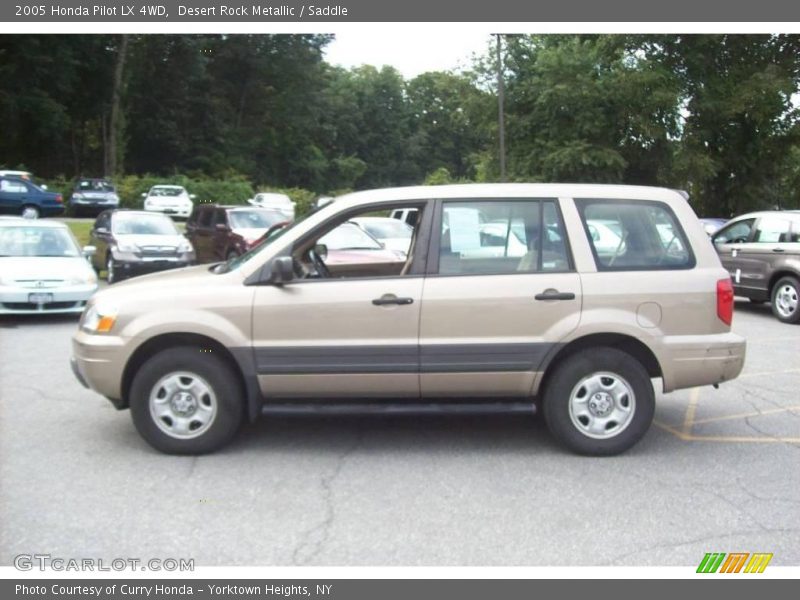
[[535, 289, 576, 301], [772, 248, 785, 253], [372, 295, 414, 306]]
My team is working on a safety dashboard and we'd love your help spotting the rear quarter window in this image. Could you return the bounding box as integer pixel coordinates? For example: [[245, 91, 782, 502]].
[[576, 199, 695, 271]]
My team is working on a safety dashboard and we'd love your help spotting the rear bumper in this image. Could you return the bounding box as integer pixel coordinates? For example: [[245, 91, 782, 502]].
[[659, 332, 746, 392]]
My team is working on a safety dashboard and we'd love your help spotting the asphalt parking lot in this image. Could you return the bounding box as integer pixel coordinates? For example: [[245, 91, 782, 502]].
[[1, 299, 798, 567]]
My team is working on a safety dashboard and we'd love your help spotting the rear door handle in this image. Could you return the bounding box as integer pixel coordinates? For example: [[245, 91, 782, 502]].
[[535, 290, 576, 301], [372, 295, 414, 306], [772, 248, 785, 253]]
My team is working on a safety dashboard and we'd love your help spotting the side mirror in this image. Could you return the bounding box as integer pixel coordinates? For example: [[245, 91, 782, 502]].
[[141, 192, 147, 198], [313, 243, 328, 260], [247, 198, 257, 206], [82, 245, 97, 257], [268, 256, 295, 285], [95, 226, 109, 235]]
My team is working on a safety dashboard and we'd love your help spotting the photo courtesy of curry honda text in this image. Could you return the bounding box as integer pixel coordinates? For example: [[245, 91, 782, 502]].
[[70, 183, 746, 456]]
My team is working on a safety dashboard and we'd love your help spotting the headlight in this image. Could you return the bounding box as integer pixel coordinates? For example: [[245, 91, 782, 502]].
[[72, 193, 84, 200], [0, 275, 14, 286], [110, 194, 120, 202], [68, 273, 98, 286], [116, 241, 139, 253], [81, 303, 118, 334], [177, 240, 193, 253]]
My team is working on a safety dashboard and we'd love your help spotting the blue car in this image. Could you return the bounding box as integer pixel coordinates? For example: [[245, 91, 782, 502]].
[[0, 175, 64, 218]]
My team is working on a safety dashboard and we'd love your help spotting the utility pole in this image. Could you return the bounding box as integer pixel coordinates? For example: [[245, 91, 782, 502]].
[[496, 33, 507, 182]]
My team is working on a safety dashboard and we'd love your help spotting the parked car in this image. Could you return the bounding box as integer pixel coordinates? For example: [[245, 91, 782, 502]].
[[70, 178, 120, 216], [0, 175, 64, 218], [142, 185, 195, 219], [712, 210, 800, 323], [72, 184, 745, 456], [350, 216, 414, 255], [186, 204, 286, 263], [248, 192, 295, 221], [700, 217, 728, 236], [89, 210, 195, 283], [317, 221, 407, 269], [0, 219, 97, 314], [389, 207, 419, 227]]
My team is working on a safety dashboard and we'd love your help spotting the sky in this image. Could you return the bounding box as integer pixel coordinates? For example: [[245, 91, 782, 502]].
[[323, 30, 493, 79]]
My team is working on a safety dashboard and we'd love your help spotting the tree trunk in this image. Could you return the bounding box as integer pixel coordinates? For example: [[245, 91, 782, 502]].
[[107, 34, 129, 178]]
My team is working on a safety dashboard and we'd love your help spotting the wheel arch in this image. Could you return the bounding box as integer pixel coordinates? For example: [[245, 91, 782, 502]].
[[768, 269, 800, 296], [121, 332, 261, 422], [535, 333, 662, 399]]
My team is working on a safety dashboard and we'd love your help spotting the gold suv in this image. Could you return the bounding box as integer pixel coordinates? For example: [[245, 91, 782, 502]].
[[71, 184, 746, 456]]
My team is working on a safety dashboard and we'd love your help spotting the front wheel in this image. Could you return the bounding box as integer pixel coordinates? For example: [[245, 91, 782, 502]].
[[771, 276, 800, 324], [543, 348, 655, 456], [129, 346, 244, 454], [106, 255, 117, 284]]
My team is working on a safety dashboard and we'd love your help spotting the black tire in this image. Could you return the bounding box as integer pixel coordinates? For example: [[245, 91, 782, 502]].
[[129, 346, 244, 454], [771, 275, 800, 324], [543, 348, 655, 456], [106, 255, 117, 284]]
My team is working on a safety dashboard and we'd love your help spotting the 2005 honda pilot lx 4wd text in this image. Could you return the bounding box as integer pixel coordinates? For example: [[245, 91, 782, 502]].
[[71, 184, 746, 456]]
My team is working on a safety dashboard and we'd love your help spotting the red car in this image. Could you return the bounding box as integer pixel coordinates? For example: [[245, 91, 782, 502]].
[[186, 204, 286, 263]]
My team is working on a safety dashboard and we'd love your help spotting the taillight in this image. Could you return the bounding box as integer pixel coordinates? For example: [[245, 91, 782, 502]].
[[717, 278, 734, 326], [55, 194, 63, 204]]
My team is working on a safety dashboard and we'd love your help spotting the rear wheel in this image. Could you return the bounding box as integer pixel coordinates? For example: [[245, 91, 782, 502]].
[[129, 346, 244, 454], [771, 276, 800, 324], [21, 205, 40, 219], [543, 348, 655, 456]]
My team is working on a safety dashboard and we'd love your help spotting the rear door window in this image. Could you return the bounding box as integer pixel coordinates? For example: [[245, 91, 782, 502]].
[[437, 199, 571, 275], [753, 217, 791, 243], [576, 200, 694, 270]]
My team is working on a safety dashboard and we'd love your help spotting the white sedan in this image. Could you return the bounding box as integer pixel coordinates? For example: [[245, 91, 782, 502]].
[[142, 185, 195, 219], [0, 219, 98, 315], [350, 216, 414, 255]]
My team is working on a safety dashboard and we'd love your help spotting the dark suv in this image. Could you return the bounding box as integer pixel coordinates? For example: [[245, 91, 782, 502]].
[[89, 210, 195, 283], [712, 211, 800, 323], [186, 204, 286, 263]]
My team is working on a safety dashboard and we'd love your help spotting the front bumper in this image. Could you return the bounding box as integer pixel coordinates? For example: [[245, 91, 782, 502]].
[[0, 283, 97, 314], [112, 258, 192, 279], [71, 329, 128, 408], [660, 332, 746, 392]]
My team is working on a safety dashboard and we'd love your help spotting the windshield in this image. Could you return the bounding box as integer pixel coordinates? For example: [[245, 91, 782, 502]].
[[229, 209, 284, 229], [112, 214, 178, 235], [320, 223, 383, 250], [0, 226, 80, 257], [78, 180, 114, 192], [358, 219, 413, 240], [149, 187, 185, 197]]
